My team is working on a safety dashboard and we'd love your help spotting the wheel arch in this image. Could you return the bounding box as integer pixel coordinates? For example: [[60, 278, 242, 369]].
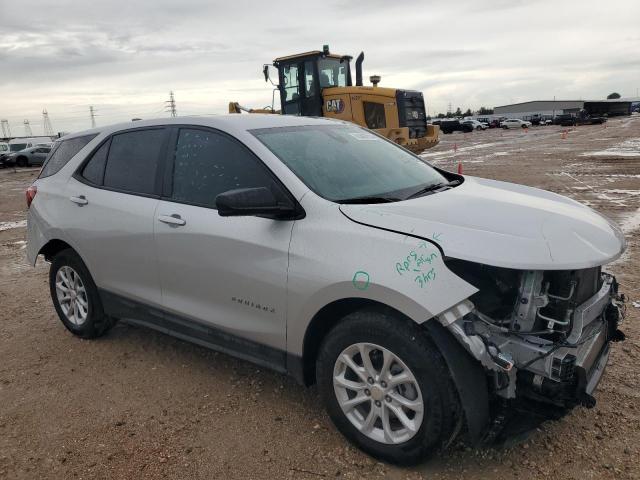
[[39, 238, 77, 262], [295, 298, 401, 387], [293, 297, 490, 445]]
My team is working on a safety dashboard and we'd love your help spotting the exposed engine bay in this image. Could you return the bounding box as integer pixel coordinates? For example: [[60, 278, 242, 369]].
[[439, 259, 626, 417]]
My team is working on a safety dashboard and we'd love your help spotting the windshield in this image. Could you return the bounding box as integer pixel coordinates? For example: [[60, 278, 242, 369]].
[[10, 144, 27, 152], [0, 144, 8, 152], [318, 58, 349, 88], [251, 125, 448, 202]]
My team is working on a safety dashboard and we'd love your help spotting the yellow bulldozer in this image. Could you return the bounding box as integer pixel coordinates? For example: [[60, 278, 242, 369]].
[[229, 45, 439, 153]]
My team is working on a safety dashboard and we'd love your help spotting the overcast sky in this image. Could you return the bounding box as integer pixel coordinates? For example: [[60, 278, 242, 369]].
[[1, 0, 639, 135]]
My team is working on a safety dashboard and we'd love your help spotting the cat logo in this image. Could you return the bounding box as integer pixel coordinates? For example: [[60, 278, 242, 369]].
[[326, 99, 345, 114]]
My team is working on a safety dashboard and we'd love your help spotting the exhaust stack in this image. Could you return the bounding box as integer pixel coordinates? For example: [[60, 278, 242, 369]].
[[355, 52, 364, 86]]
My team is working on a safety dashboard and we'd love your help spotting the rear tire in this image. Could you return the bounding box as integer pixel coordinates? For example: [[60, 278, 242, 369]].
[[49, 249, 115, 338], [316, 309, 460, 465]]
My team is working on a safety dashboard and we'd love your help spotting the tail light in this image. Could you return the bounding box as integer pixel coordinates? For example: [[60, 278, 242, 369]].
[[26, 185, 37, 208]]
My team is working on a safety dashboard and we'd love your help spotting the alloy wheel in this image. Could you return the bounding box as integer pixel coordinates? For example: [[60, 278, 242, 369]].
[[55, 266, 89, 326], [333, 342, 424, 444]]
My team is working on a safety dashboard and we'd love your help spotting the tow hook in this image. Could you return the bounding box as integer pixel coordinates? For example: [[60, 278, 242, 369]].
[[494, 352, 514, 372]]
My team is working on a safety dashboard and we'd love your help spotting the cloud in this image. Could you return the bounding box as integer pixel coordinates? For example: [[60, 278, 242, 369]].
[[0, 0, 639, 133]]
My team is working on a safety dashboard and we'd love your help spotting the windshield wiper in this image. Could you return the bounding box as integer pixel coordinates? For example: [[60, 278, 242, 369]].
[[337, 196, 401, 204], [406, 180, 461, 200]]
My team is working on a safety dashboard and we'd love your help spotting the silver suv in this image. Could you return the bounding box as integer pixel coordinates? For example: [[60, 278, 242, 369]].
[[27, 115, 626, 464]]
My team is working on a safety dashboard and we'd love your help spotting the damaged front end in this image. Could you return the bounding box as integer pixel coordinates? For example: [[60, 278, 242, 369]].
[[439, 259, 626, 432]]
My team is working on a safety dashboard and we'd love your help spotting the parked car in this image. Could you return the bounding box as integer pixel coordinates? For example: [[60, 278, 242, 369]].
[[3, 146, 51, 167], [0, 143, 10, 168], [26, 116, 626, 464], [437, 120, 474, 134], [529, 115, 552, 126], [461, 120, 487, 131], [500, 118, 532, 129], [555, 114, 576, 126]]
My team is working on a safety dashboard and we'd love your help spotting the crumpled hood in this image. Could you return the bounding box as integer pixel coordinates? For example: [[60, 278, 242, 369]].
[[340, 176, 626, 270]]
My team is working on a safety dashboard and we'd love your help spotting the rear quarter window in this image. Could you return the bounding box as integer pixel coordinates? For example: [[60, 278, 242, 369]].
[[39, 134, 97, 178]]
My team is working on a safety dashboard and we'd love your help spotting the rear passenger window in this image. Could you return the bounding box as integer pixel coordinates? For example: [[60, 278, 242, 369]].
[[39, 134, 97, 178], [81, 140, 110, 185], [170, 129, 275, 208], [103, 129, 165, 195]]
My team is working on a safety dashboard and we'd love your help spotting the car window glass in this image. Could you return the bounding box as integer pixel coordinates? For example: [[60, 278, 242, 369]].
[[252, 125, 447, 202], [304, 60, 316, 98], [283, 64, 299, 102], [103, 129, 165, 195], [81, 139, 110, 185], [171, 129, 276, 208], [39, 134, 97, 178]]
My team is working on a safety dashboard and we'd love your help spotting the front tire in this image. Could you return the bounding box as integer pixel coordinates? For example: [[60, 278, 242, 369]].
[[316, 309, 460, 465], [49, 249, 114, 338], [16, 156, 27, 167]]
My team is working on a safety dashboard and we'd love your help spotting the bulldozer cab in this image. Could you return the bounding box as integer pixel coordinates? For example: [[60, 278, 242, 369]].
[[272, 48, 352, 116]]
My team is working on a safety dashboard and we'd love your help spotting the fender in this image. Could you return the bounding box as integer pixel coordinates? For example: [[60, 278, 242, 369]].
[[286, 204, 478, 357]]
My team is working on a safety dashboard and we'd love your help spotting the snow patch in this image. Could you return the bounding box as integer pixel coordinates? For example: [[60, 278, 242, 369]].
[[420, 142, 502, 159], [580, 138, 640, 157], [0, 220, 27, 231], [620, 207, 640, 234]]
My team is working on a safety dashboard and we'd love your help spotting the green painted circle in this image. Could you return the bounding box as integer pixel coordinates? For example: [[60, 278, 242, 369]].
[[352, 271, 370, 290]]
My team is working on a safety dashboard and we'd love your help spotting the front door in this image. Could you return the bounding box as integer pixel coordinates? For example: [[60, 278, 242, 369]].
[[154, 127, 294, 366]]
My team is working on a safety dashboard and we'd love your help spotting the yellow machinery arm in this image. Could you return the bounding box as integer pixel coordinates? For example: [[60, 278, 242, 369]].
[[228, 102, 279, 115]]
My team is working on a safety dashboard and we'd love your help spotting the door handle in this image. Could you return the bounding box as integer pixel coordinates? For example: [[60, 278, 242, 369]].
[[70, 195, 88, 206], [158, 214, 186, 226]]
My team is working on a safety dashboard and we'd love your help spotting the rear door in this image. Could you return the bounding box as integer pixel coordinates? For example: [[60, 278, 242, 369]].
[[66, 127, 169, 310], [153, 127, 294, 363]]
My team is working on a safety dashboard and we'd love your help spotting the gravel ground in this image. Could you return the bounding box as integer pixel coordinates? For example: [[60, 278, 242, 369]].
[[1, 117, 639, 479]]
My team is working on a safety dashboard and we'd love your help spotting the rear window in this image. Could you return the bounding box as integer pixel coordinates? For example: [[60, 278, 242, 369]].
[[102, 129, 165, 195], [81, 139, 110, 185], [39, 134, 97, 178]]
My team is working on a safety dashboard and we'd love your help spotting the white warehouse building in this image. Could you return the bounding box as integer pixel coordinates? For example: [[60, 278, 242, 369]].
[[493, 99, 633, 119]]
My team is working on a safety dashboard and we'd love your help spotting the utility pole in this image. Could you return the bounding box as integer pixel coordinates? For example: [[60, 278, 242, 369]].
[[42, 109, 54, 136], [165, 91, 177, 117], [24, 120, 33, 137], [89, 106, 97, 128], [1, 119, 10, 138]]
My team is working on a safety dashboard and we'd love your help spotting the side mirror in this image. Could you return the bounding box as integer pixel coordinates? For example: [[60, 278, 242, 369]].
[[216, 187, 297, 219]]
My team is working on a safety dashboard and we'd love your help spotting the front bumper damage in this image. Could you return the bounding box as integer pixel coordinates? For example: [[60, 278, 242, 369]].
[[437, 271, 625, 424]]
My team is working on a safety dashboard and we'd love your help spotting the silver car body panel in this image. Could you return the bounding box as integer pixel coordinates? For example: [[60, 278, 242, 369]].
[[154, 199, 293, 350]]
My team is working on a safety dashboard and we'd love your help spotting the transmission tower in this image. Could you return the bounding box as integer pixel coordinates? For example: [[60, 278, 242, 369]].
[[24, 120, 33, 137], [89, 106, 96, 128], [42, 109, 54, 136], [1, 119, 10, 138], [165, 91, 177, 117]]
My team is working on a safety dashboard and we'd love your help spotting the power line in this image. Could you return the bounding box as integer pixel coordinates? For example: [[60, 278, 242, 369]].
[[165, 91, 177, 117]]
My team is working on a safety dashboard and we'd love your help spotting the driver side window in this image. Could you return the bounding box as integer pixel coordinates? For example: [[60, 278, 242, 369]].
[[170, 128, 278, 209]]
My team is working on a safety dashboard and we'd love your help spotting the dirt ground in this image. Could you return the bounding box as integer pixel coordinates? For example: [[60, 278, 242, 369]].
[[1, 117, 639, 480]]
